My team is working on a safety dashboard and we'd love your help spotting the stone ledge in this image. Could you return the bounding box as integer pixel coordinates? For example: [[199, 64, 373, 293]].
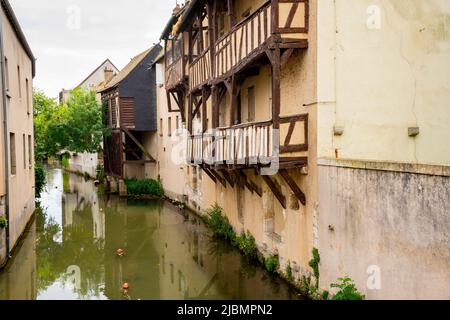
[[318, 158, 450, 177]]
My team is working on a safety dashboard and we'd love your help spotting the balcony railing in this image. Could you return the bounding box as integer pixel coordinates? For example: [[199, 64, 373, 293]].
[[165, 55, 186, 90], [188, 121, 272, 166], [186, 1, 309, 91], [189, 49, 211, 92], [214, 0, 308, 80], [187, 114, 309, 167]]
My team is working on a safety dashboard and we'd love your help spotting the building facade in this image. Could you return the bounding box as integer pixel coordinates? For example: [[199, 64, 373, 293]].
[[101, 46, 161, 182], [0, 0, 35, 268], [151, 0, 450, 299]]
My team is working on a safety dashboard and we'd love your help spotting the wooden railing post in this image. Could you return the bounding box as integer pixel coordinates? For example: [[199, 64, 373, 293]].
[[271, 0, 279, 34]]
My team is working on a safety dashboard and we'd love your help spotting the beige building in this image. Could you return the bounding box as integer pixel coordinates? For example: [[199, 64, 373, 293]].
[[146, 0, 450, 300], [0, 0, 36, 268]]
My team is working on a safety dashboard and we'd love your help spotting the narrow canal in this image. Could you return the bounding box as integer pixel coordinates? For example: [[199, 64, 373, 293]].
[[0, 168, 298, 300]]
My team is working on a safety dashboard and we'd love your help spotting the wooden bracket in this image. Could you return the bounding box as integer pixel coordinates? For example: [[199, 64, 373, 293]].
[[237, 170, 262, 197], [262, 175, 286, 209], [279, 169, 306, 206], [122, 128, 156, 163], [210, 169, 227, 188], [220, 169, 235, 188], [201, 166, 217, 184], [281, 48, 294, 68]]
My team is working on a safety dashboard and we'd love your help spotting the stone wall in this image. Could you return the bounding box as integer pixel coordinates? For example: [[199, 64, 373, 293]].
[[318, 160, 450, 299]]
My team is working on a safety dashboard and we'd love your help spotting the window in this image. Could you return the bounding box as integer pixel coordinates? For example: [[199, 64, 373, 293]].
[[4, 57, 9, 91], [160, 118, 163, 136], [247, 86, 255, 122], [17, 65, 21, 98], [23, 134, 26, 169], [28, 135, 32, 168], [10, 133, 16, 175], [26, 78, 30, 114], [168, 117, 172, 137]]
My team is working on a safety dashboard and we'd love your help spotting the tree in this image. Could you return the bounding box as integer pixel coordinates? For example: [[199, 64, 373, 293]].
[[33, 88, 108, 161], [33, 89, 61, 160], [64, 88, 108, 154]]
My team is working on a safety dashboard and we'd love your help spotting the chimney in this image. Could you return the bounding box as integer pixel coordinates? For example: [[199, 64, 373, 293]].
[[104, 68, 114, 83]]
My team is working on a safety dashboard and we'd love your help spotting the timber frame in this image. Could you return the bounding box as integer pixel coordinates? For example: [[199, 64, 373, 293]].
[[162, 0, 310, 207]]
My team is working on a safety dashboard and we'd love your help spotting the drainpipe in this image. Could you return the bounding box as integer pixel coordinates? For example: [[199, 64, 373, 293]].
[[0, 11, 11, 260]]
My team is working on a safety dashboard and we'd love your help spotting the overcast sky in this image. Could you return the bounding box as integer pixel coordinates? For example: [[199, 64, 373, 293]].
[[10, 0, 176, 99]]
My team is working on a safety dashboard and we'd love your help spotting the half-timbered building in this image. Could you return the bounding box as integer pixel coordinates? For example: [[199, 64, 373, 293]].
[[100, 45, 161, 180], [160, 0, 314, 278]]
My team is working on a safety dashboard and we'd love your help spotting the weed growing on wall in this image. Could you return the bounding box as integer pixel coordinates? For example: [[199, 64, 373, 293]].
[[0, 216, 7, 229], [205, 204, 236, 242], [285, 261, 294, 282], [264, 255, 280, 273], [234, 232, 257, 259], [309, 247, 321, 289], [331, 277, 365, 300]]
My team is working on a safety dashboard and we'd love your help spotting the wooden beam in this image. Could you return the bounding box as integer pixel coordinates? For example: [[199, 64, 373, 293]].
[[201, 166, 217, 184], [279, 169, 306, 206], [210, 169, 227, 188], [202, 87, 208, 133], [271, 46, 281, 130], [220, 169, 235, 188], [281, 48, 294, 68], [262, 175, 286, 209], [122, 128, 156, 162]]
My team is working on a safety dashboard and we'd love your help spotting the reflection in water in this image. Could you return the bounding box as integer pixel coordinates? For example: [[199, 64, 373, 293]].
[[0, 168, 298, 300]]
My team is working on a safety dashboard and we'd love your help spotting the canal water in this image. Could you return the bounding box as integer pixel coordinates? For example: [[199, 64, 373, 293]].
[[0, 168, 298, 300]]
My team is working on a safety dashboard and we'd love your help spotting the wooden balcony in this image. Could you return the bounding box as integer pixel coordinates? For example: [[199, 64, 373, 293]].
[[187, 113, 308, 169], [189, 49, 211, 92], [214, 0, 308, 81], [186, 0, 309, 91], [165, 35, 187, 91], [165, 55, 187, 91]]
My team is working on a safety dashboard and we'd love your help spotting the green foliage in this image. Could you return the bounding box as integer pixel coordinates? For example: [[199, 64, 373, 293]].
[[83, 172, 92, 181], [61, 154, 70, 169], [0, 216, 7, 229], [264, 255, 280, 273], [125, 179, 164, 197], [205, 204, 236, 242], [331, 277, 365, 300], [35, 163, 46, 198], [322, 290, 330, 300], [96, 164, 105, 182], [309, 247, 321, 289], [64, 88, 109, 154], [234, 232, 257, 259], [33, 89, 60, 161], [298, 275, 320, 298], [285, 261, 294, 282], [33, 88, 109, 161]]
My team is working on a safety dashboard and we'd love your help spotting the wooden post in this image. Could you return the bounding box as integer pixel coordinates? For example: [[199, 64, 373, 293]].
[[271, 46, 281, 130], [188, 94, 193, 134], [202, 87, 208, 133], [227, 0, 235, 30]]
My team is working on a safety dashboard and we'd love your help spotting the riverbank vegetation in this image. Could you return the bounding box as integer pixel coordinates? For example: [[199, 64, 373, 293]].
[[203, 203, 365, 300], [35, 163, 46, 198], [125, 179, 164, 197]]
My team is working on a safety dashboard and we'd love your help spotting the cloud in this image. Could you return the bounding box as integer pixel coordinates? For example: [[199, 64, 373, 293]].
[[9, 0, 174, 98]]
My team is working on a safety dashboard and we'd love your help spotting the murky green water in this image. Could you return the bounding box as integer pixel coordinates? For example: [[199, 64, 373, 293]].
[[0, 168, 298, 300]]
